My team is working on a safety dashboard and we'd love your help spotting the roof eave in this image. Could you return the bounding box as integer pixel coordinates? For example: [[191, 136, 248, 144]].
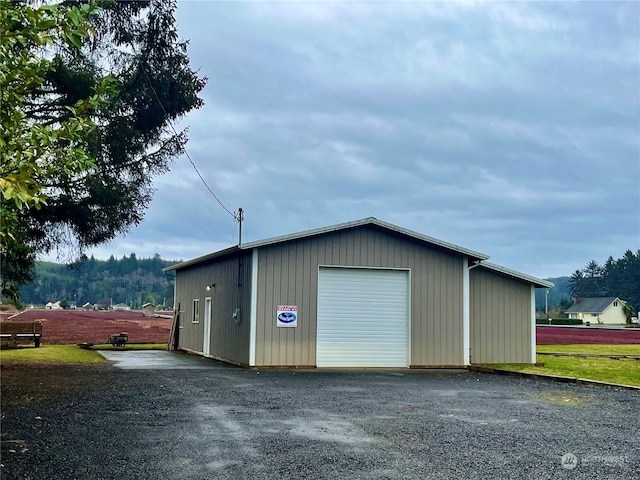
[[163, 245, 242, 272], [479, 262, 554, 288]]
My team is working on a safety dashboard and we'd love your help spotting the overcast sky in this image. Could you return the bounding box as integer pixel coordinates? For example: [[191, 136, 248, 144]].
[[80, 0, 639, 279]]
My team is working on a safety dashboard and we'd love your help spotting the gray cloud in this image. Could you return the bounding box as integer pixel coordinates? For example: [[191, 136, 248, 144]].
[[69, 0, 639, 279]]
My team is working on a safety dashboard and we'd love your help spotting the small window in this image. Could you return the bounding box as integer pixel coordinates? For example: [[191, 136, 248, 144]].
[[192, 299, 200, 323], [613, 301, 618, 307], [591, 313, 597, 317]]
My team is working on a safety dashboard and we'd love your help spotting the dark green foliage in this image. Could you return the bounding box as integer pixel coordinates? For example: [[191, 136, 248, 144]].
[[558, 296, 574, 314], [19, 253, 176, 308], [24, 0, 205, 255], [1, 212, 36, 300], [536, 318, 583, 325], [6, 0, 206, 301]]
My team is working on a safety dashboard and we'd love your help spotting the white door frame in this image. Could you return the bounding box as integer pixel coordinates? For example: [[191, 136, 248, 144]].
[[203, 297, 212, 356]]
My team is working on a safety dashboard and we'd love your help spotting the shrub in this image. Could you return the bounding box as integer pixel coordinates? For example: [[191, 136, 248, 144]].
[[549, 318, 583, 325], [536, 318, 583, 325]]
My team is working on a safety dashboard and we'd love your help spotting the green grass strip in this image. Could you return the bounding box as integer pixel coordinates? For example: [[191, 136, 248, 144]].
[[0, 345, 107, 364], [493, 354, 640, 387], [537, 344, 640, 355], [0, 343, 168, 364]]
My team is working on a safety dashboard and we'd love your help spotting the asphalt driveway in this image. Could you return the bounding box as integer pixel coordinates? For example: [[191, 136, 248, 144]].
[[1, 351, 638, 479]]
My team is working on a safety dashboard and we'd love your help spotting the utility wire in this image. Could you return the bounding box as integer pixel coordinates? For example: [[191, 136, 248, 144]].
[[139, 63, 238, 220]]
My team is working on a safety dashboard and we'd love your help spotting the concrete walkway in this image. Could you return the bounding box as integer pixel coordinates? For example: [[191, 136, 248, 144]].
[[98, 349, 218, 369]]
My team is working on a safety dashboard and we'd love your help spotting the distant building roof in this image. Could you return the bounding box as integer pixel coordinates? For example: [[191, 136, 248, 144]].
[[565, 297, 623, 314]]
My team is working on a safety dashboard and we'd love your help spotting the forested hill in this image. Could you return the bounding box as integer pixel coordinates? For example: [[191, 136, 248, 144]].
[[18, 254, 179, 308]]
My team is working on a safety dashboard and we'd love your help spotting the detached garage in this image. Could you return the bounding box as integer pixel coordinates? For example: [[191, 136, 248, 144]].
[[164, 217, 552, 368]]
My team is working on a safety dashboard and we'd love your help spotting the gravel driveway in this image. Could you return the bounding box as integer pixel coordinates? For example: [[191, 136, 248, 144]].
[[1, 351, 638, 479]]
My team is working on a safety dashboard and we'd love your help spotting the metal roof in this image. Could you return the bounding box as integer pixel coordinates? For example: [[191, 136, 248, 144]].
[[564, 297, 622, 314], [164, 217, 489, 272], [476, 262, 555, 289]]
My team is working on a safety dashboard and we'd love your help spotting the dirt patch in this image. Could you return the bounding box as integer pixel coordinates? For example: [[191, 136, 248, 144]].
[[3, 309, 171, 345]]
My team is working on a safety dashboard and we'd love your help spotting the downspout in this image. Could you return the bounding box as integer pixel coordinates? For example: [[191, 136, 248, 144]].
[[249, 249, 258, 366]]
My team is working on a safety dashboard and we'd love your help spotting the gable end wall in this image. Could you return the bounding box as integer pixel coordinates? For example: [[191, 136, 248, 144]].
[[254, 226, 465, 367]]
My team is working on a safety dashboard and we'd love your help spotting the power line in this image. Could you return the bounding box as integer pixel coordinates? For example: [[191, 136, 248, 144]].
[[139, 63, 238, 220]]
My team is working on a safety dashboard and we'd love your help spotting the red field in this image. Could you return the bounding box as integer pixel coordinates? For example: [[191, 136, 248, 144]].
[[536, 325, 640, 345], [3, 308, 639, 346], [3, 309, 172, 345]]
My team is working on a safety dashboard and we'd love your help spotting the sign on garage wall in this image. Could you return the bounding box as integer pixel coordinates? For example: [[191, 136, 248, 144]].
[[277, 305, 298, 327]]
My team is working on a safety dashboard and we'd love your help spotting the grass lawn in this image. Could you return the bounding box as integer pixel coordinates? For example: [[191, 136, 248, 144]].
[[0, 345, 107, 364], [492, 344, 640, 387], [537, 344, 640, 355], [0, 343, 167, 364]]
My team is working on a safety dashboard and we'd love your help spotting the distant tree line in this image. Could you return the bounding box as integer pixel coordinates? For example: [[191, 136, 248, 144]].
[[569, 250, 640, 312], [18, 253, 177, 309]]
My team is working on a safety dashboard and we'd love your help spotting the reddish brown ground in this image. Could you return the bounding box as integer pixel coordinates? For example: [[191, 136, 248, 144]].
[[2, 309, 172, 345], [3, 307, 639, 346], [536, 325, 640, 345]]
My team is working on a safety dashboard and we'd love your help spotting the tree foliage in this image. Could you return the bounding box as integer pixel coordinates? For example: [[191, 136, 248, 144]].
[[568, 250, 640, 311], [1, 0, 206, 301], [1, 0, 113, 299]]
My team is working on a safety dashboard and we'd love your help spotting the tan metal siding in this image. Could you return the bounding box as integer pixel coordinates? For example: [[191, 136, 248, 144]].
[[470, 268, 532, 364], [255, 226, 465, 367], [174, 252, 252, 365]]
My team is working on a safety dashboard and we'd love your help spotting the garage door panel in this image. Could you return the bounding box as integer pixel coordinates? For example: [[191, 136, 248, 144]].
[[317, 267, 408, 367]]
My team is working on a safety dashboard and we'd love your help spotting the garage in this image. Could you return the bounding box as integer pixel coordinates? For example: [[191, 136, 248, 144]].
[[166, 217, 552, 368], [317, 267, 409, 367]]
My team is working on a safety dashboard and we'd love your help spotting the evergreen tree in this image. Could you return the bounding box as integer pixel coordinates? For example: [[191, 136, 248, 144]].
[[569, 269, 584, 298], [2, 0, 206, 301]]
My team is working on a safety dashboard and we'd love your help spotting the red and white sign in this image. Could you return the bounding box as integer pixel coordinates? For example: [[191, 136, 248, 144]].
[[277, 305, 298, 327]]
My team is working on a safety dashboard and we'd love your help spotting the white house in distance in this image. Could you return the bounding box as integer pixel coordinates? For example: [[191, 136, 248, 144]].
[[565, 297, 628, 325]]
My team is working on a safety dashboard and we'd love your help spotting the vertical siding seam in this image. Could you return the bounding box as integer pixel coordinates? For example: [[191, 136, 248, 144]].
[[530, 284, 536, 363], [249, 249, 258, 366], [462, 257, 470, 365]]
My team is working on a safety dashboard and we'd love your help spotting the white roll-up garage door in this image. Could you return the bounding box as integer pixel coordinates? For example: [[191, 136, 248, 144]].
[[317, 267, 409, 367]]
